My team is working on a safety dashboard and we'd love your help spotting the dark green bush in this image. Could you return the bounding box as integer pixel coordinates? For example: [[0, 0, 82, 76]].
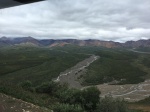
[[52, 103, 84, 112], [20, 80, 35, 92], [78, 87, 100, 111], [36, 81, 59, 95], [96, 96, 128, 112]]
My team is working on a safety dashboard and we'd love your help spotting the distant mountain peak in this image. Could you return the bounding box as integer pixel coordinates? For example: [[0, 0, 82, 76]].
[[0, 37, 149, 48], [124, 39, 150, 48], [0, 36, 10, 40]]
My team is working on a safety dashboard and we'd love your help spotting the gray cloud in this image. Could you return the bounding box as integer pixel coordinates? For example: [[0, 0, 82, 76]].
[[0, 0, 150, 42]]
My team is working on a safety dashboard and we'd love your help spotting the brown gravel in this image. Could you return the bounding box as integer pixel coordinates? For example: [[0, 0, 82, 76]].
[[0, 93, 51, 112]]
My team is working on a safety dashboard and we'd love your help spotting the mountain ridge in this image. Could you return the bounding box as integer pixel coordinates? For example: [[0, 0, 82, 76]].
[[0, 36, 150, 48]]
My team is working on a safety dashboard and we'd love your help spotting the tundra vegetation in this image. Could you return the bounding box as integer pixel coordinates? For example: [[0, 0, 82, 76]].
[[0, 46, 149, 111]]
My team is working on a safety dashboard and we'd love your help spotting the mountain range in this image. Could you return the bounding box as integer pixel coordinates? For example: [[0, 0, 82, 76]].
[[0, 36, 150, 48]]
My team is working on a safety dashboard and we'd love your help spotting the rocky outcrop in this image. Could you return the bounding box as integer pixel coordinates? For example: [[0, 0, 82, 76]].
[[124, 39, 150, 48]]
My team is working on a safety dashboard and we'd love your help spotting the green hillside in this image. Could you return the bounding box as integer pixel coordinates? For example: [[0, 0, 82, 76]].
[[82, 49, 148, 85], [0, 46, 89, 85], [0, 46, 149, 112]]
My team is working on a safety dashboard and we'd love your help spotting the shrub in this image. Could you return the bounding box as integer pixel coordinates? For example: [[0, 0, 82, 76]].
[[36, 81, 59, 95], [52, 103, 84, 112], [96, 96, 128, 112], [20, 80, 34, 92]]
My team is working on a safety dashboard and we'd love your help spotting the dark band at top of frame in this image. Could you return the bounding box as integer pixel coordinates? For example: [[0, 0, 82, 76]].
[[14, 0, 44, 4]]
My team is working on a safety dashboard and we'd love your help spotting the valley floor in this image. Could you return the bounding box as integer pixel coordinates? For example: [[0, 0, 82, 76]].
[[128, 104, 150, 112], [96, 79, 150, 102], [55, 55, 99, 89]]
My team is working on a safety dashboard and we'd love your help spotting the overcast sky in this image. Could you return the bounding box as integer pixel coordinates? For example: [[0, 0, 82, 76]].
[[0, 0, 150, 42]]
